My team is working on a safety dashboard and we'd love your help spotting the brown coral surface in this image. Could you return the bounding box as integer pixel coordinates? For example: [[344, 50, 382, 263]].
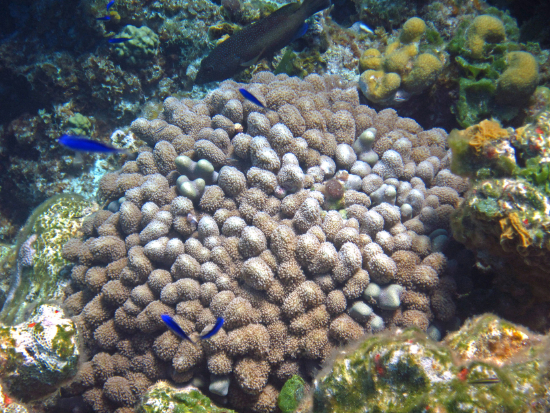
[[60, 73, 468, 413]]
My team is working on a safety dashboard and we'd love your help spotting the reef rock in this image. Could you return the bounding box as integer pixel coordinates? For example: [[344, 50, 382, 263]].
[[0, 304, 79, 400]]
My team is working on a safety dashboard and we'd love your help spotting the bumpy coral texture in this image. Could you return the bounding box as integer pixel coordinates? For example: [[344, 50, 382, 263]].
[[63, 73, 466, 413]]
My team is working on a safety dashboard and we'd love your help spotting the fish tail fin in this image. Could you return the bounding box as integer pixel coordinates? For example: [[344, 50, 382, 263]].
[[117, 148, 133, 156], [301, 0, 331, 16]]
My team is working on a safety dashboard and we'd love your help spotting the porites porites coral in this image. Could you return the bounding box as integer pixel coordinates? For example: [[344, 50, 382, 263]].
[[61, 72, 467, 413]]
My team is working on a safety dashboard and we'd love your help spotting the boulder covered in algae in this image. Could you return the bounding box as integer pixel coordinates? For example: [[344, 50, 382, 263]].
[[137, 381, 236, 413], [449, 111, 550, 300], [0, 382, 28, 413], [307, 314, 550, 413], [0, 304, 79, 400], [0, 193, 97, 325]]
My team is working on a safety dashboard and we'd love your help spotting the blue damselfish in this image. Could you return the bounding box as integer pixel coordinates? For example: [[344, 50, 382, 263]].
[[108, 37, 132, 44], [96, 16, 111, 21], [161, 314, 194, 342], [106, 0, 115, 10], [200, 317, 224, 339], [58, 135, 129, 154], [239, 88, 265, 108]]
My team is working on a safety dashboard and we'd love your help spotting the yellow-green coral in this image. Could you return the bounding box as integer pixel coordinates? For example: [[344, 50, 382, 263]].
[[401, 52, 443, 94], [496, 51, 539, 104], [465, 15, 506, 60], [358, 17, 443, 104], [65, 113, 92, 136], [359, 48, 382, 72], [383, 43, 418, 74], [358, 70, 401, 103], [399, 17, 426, 44]]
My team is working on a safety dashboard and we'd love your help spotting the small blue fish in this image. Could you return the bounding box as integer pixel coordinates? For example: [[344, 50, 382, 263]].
[[58, 135, 130, 154], [291, 22, 308, 41], [108, 37, 133, 44], [239, 88, 265, 108], [161, 314, 195, 342], [200, 317, 224, 339], [96, 16, 111, 21], [106, 0, 115, 10]]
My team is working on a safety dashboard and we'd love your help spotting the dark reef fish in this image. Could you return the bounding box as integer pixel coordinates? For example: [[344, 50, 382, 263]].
[[108, 37, 133, 44], [195, 0, 331, 84], [161, 314, 195, 343], [58, 134, 130, 154], [200, 317, 224, 339], [239, 88, 265, 108]]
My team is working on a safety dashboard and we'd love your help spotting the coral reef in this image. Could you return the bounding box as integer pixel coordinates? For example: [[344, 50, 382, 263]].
[[447, 9, 540, 127], [450, 110, 550, 300], [358, 17, 445, 105], [112, 25, 160, 67], [0, 304, 79, 400], [56, 72, 471, 413], [0, 194, 98, 325], [307, 313, 550, 412]]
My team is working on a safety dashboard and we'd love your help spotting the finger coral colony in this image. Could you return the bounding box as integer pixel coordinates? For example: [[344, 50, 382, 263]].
[[1, 0, 550, 412], [59, 73, 466, 411]]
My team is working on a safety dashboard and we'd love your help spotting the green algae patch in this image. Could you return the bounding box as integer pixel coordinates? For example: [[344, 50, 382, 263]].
[[138, 381, 236, 413], [0, 193, 97, 325], [279, 375, 306, 413], [307, 314, 550, 413], [51, 323, 76, 359]]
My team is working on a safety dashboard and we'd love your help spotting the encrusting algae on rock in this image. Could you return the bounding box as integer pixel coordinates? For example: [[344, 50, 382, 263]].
[[450, 109, 550, 301], [0, 194, 98, 325], [138, 382, 236, 413], [0, 304, 79, 401], [304, 314, 550, 413]]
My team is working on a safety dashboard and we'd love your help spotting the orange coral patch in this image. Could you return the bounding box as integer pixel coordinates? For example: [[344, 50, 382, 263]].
[[499, 212, 531, 250], [467, 119, 509, 154]]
